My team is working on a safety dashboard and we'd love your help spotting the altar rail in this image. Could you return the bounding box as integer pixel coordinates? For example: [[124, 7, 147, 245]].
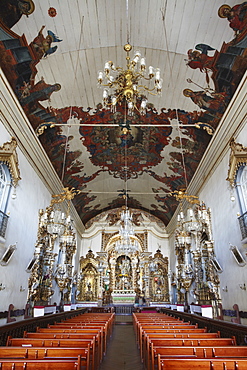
[[0, 308, 86, 346], [114, 305, 136, 315], [161, 308, 247, 345]]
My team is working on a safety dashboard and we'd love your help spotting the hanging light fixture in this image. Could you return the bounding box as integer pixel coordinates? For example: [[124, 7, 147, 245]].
[[98, 45, 162, 115], [115, 206, 138, 255], [115, 208, 139, 255], [97, 0, 162, 116]]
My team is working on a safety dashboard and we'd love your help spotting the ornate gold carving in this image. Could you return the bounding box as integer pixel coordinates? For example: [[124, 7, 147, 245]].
[[227, 138, 247, 187], [0, 138, 21, 187], [169, 189, 200, 205], [77, 249, 99, 301], [50, 187, 81, 206]]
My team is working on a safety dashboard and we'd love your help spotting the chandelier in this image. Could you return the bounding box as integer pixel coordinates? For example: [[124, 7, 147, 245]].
[[97, 43, 162, 116], [115, 208, 139, 255], [28, 188, 77, 304]]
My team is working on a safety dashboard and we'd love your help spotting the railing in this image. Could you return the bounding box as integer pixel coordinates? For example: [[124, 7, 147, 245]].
[[161, 308, 247, 345], [0, 210, 9, 238], [114, 305, 136, 315], [239, 211, 247, 239], [0, 308, 87, 346]]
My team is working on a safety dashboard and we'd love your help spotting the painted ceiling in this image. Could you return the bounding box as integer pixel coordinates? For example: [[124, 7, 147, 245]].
[[0, 0, 247, 227]]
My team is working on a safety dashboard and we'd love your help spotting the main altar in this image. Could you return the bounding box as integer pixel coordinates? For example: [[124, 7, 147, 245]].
[[76, 226, 170, 304], [111, 290, 136, 304]]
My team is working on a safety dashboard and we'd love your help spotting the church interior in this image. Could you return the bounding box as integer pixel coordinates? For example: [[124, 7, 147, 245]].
[[0, 0, 247, 368]]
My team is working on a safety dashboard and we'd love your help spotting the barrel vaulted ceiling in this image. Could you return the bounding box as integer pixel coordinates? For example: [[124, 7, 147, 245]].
[[1, 0, 246, 226]]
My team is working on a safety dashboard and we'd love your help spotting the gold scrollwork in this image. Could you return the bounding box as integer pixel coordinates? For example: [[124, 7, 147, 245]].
[[227, 138, 247, 187], [0, 137, 21, 187]]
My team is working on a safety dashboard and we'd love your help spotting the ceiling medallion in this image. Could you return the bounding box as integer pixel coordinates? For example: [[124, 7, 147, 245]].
[[48, 7, 57, 17], [97, 44, 162, 116]]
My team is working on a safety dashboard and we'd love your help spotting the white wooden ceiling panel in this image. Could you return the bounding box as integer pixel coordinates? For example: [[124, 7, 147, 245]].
[[5, 0, 244, 225], [84, 48, 100, 108], [11, 0, 238, 114], [87, 1, 101, 48], [95, 3, 107, 48], [113, 1, 126, 47]]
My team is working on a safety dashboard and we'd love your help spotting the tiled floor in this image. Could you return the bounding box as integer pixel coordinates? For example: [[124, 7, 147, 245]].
[[99, 315, 144, 370]]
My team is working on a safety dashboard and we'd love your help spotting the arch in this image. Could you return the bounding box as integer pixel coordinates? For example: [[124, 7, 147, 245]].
[[104, 233, 144, 254], [236, 165, 247, 214], [0, 138, 21, 188], [227, 138, 247, 188], [0, 163, 11, 212]]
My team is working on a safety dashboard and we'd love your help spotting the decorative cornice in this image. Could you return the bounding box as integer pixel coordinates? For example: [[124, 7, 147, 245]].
[[226, 138, 247, 187], [0, 137, 21, 187]]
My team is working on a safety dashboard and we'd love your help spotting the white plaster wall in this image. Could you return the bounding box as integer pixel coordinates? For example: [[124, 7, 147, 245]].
[[198, 129, 247, 313], [0, 123, 52, 315], [148, 231, 169, 257], [80, 232, 102, 256]]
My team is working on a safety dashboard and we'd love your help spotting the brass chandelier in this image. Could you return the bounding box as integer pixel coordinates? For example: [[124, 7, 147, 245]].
[[97, 43, 162, 115]]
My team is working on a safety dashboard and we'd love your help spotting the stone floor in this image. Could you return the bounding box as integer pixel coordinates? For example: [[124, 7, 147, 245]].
[[99, 315, 144, 370]]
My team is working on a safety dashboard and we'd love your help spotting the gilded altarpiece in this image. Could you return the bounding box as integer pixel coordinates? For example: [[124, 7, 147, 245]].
[[76, 227, 170, 304], [149, 249, 169, 302], [77, 250, 99, 301]]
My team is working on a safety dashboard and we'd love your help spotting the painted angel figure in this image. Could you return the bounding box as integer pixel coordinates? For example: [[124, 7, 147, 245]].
[[30, 25, 62, 59], [187, 44, 216, 72], [186, 44, 217, 83]]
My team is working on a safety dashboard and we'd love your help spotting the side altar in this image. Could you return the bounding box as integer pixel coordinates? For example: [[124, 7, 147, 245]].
[[111, 290, 136, 304]]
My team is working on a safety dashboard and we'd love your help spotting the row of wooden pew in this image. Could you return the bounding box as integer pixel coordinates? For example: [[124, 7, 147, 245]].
[[133, 312, 247, 370], [0, 312, 115, 370]]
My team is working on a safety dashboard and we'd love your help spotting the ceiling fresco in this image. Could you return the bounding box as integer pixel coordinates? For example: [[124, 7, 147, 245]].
[[0, 0, 247, 227]]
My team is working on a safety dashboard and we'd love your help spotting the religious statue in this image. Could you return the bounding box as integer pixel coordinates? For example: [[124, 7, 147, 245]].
[[120, 257, 130, 276]]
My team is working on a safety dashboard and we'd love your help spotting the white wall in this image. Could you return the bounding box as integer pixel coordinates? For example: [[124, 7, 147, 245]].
[[0, 69, 84, 323], [199, 128, 247, 313], [0, 122, 52, 314]]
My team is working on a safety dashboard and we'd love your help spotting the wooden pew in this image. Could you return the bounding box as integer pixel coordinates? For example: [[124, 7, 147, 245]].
[[37, 327, 106, 354], [151, 346, 247, 370], [34, 328, 104, 360], [142, 331, 220, 362], [137, 326, 207, 348], [63, 313, 115, 337], [133, 313, 194, 339], [0, 346, 90, 370], [158, 355, 247, 370], [48, 323, 111, 343], [7, 337, 97, 370], [145, 337, 237, 370], [5, 313, 114, 370], [0, 357, 81, 370]]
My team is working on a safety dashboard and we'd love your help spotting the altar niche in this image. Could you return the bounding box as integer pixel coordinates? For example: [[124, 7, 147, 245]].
[[115, 255, 132, 290]]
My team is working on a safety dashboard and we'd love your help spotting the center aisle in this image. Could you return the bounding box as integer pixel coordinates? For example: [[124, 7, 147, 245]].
[[100, 314, 144, 370]]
